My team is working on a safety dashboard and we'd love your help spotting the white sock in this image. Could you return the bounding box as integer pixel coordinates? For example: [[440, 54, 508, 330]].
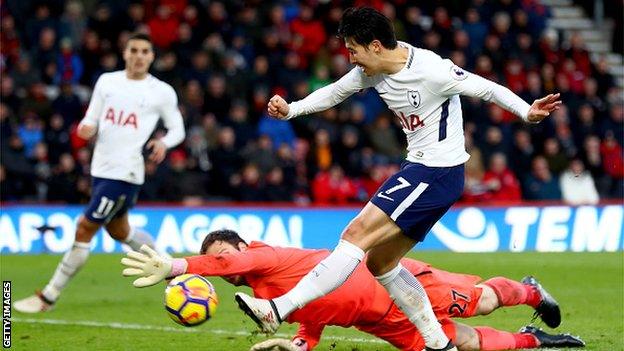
[[376, 264, 450, 349], [42, 242, 91, 302], [272, 240, 365, 319], [124, 227, 155, 251]]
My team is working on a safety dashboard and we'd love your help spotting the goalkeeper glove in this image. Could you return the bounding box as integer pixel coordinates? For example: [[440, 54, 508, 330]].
[[121, 245, 186, 287]]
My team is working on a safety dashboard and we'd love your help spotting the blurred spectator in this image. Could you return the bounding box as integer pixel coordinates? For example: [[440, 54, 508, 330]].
[[25, 4, 58, 49], [55, 38, 83, 84], [52, 82, 82, 125], [603, 103, 624, 146], [17, 114, 44, 158], [1, 77, 21, 114], [334, 126, 365, 177], [483, 153, 522, 202], [204, 75, 231, 121], [367, 113, 403, 161], [405, 6, 426, 47], [542, 138, 568, 175], [0, 103, 15, 141], [32, 142, 52, 201], [242, 134, 276, 175], [233, 163, 265, 202], [523, 156, 562, 200], [289, 5, 326, 68], [147, 5, 179, 49], [311, 165, 358, 204], [19, 82, 53, 121], [592, 56, 616, 97], [162, 150, 207, 202], [47, 153, 79, 203], [80, 30, 103, 86], [32, 27, 59, 79], [11, 56, 40, 94], [225, 100, 256, 149], [560, 159, 599, 205], [1, 15, 21, 67], [0, 165, 15, 201], [600, 131, 624, 198], [510, 129, 535, 176], [60, 1, 86, 47], [257, 113, 296, 151], [264, 166, 293, 202], [45, 114, 71, 164], [307, 128, 334, 177], [463, 132, 488, 202], [209, 127, 243, 198]]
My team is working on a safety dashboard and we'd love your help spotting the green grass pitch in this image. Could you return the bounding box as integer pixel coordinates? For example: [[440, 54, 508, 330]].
[[1, 252, 622, 350]]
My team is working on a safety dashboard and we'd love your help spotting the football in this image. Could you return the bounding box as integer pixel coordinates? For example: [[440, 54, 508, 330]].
[[164, 274, 218, 326]]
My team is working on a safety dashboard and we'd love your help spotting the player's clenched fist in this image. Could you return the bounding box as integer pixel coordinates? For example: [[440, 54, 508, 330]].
[[267, 95, 290, 120]]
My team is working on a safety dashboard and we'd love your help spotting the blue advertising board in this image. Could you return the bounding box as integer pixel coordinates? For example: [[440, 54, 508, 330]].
[[1, 204, 622, 254]]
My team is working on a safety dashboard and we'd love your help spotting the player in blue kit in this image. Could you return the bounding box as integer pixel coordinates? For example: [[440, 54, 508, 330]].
[[234, 8, 562, 351], [14, 33, 185, 313]]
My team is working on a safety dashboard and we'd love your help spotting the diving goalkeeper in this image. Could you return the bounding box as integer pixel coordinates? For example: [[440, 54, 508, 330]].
[[121, 230, 583, 351]]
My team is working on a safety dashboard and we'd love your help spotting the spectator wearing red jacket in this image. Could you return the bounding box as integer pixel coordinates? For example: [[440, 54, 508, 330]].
[[148, 5, 179, 49], [311, 165, 358, 204], [483, 152, 522, 202], [289, 5, 326, 68]]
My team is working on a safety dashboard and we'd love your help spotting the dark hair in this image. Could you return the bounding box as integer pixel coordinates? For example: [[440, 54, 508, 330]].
[[337, 7, 397, 49], [199, 229, 246, 254], [126, 32, 152, 46]]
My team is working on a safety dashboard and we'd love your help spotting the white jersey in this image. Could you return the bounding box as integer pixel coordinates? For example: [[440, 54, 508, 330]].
[[287, 42, 531, 167], [79, 71, 185, 184]]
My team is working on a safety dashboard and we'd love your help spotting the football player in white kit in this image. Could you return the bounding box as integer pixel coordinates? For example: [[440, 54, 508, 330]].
[[235, 8, 562, 351], [14, 33, 185, 313]]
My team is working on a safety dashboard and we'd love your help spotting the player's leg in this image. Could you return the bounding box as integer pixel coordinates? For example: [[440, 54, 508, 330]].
[[237, 201, 398, 332], [14, 177, 137, 313], [103, 181, 155, 251], [105, 212, 155, 251], [13, 178, 114, 313], [480, 276, 561, 327], [13, 215, 101, 313], [367, 232, 452, 349], [455, 322, 584, 350], [367, 163, 463, 350]]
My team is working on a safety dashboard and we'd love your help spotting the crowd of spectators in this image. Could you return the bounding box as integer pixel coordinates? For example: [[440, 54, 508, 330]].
[[1, 0, 622, 206]]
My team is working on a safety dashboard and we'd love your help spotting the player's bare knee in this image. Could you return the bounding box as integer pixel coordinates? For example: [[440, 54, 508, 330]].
[[75, 216, 99, 242]]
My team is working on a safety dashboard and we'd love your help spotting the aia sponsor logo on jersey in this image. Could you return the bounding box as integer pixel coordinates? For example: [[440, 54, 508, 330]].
[[394, 111, 424, 131], [407, 90, 421, 108], [104, 107, 138, 129]]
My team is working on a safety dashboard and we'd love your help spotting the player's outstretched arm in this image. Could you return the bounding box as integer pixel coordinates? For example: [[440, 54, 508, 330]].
[[121, 245, 188, 287], [267, 67, 369, 120]]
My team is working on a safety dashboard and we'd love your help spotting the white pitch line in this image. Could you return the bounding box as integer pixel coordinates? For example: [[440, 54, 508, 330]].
[[13, 317, 387, 345]]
